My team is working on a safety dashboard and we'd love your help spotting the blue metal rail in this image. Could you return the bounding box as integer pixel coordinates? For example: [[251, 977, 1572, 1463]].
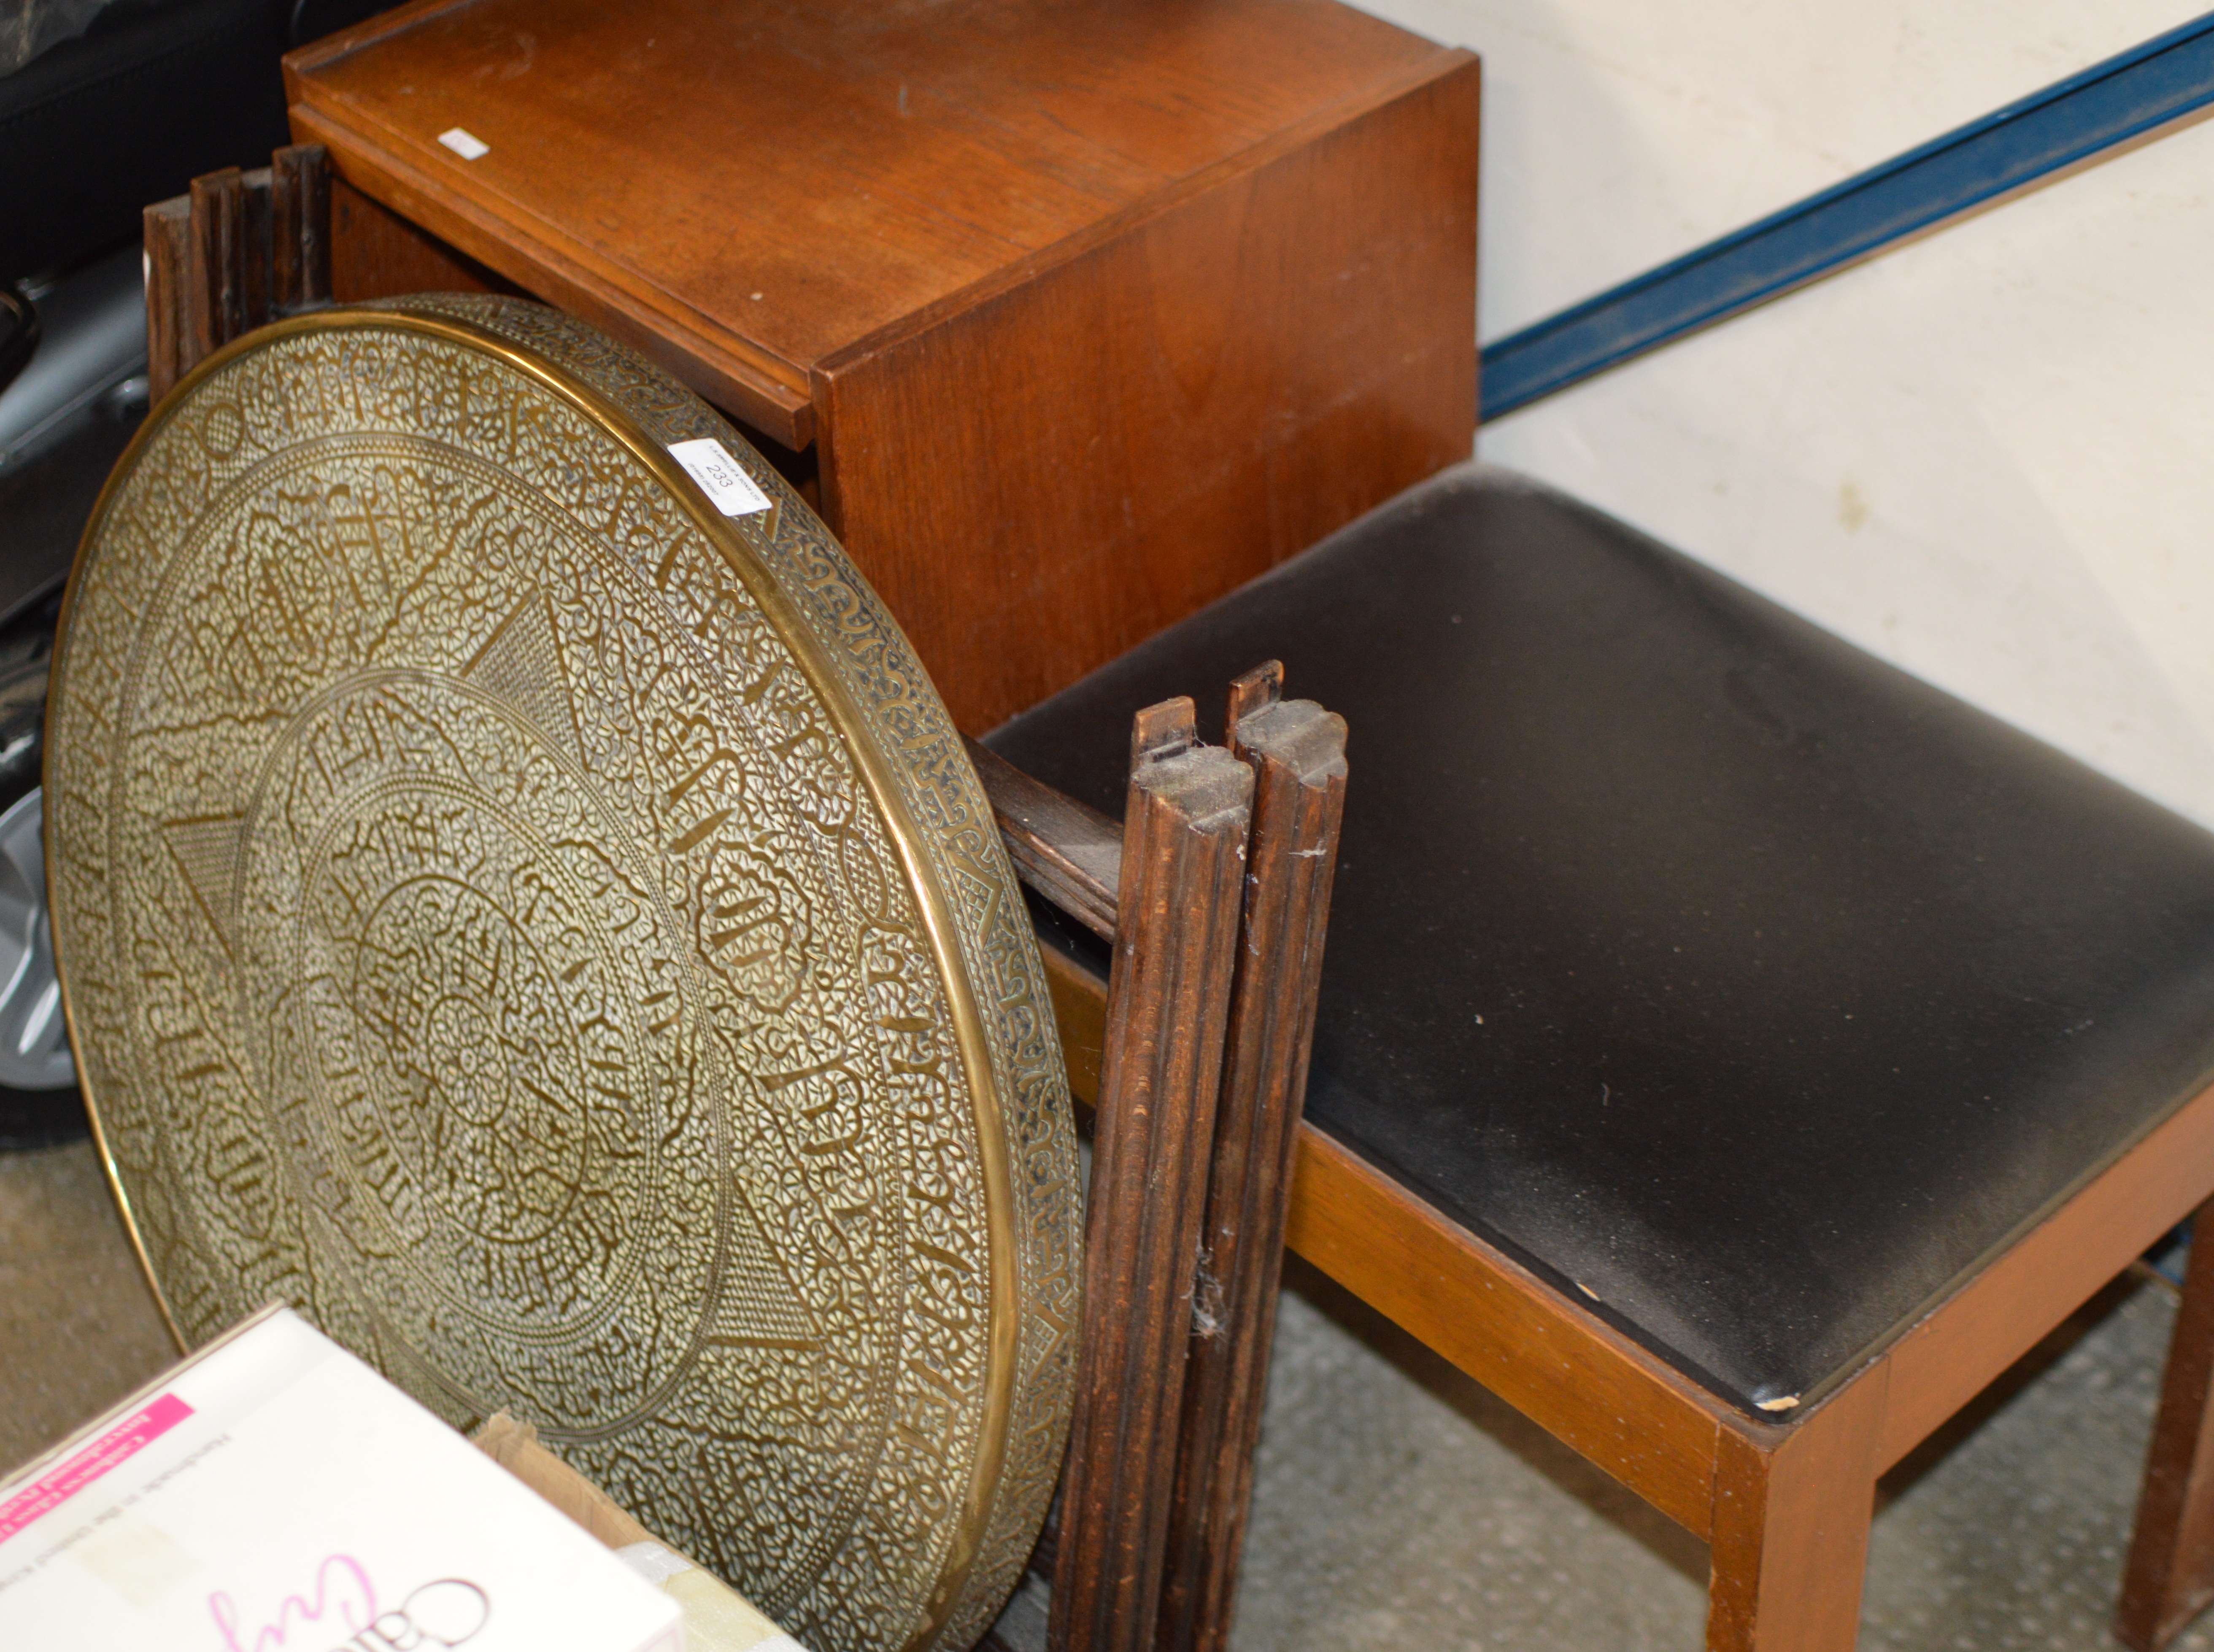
[[1481, 11, 2214, 420]]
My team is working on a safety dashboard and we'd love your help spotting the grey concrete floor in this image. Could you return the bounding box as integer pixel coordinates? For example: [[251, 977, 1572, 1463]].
[[4, 1139, 2208, 1651]]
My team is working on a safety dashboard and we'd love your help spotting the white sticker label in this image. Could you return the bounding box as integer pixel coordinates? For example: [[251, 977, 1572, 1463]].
[[438, 127, 491, 159], [669, 438, 773, 517]]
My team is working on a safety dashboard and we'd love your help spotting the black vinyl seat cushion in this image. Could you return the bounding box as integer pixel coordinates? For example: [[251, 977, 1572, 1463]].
[[986, 464, 2214, 1415]]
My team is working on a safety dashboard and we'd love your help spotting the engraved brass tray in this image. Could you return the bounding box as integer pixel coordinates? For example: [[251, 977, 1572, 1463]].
[[46, 298, 1080, 1652]]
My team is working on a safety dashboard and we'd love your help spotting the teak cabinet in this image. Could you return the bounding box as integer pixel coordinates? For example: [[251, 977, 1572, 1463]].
[[284, 0, 1480, 729]]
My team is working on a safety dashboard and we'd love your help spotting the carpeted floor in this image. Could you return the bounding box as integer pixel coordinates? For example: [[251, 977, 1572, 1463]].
[[1234, 1258, 2208, 1652], [0, 1140, 176, 1475], [3, 1138, 2204, 1651]]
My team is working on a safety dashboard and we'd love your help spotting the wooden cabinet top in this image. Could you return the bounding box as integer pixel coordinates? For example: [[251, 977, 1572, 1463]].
[[286, 0, 1464, 447]]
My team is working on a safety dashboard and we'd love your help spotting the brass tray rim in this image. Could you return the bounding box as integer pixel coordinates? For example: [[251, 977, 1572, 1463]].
[[48, 303, 1026, 1652]]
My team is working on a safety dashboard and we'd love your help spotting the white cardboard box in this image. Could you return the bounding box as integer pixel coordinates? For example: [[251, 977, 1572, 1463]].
[[0, 1304, 683, 1652]]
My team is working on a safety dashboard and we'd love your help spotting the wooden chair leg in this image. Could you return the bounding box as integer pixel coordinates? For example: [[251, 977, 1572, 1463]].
[[1048, 698, 1254, 1652], [1706, 1370, 1885, 1652], [2120, 1202, 2214, 1651], [1156, 663, 1348, 1652]]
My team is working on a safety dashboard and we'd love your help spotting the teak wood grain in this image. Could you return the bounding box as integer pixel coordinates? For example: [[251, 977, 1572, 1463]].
[[1156, 666, 1348, 1652], [284, 0, 1479, 729], [142, 198, 192, 403], [811, 57, 1479, 729], [272, 143, 334, 318], [1048, 700, 1252, 1652], [284, 0, 1453, 417], [186, 167, 262, 363], [328, 169, 507, 306]]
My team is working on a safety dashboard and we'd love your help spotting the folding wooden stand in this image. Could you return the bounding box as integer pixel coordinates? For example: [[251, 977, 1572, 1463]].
[[971, 669, 1349, 1652]]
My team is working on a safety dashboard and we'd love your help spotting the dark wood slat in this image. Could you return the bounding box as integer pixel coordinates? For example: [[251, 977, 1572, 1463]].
[[1157, 663, 1348, 1652], [1048, 698, 1252, 1652], [186, 167, 246, 364], [966, 735, 1121, 941], [273, 144, 333, 315], [143, 198, 193, 403], [238, 167, 274, 335]]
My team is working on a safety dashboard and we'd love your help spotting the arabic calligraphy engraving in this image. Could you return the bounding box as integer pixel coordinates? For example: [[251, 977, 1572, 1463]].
[[47, 301, 1079, 1652]]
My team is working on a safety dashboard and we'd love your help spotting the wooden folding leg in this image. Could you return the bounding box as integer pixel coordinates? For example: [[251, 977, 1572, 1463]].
[[1048, 698, 1254, 1652], [1156, 663, 1348, 1652], [185, 165, 273, 365], [148, 150, 308, 400], [271, 143, 334, 317], [2121, 1202, 2214, 1651], [1706, 1369, 1886, 1652], [143, 198, 194, 402]]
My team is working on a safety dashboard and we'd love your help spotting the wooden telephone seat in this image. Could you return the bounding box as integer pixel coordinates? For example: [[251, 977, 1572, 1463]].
[[988, 464, 2214, 1652]]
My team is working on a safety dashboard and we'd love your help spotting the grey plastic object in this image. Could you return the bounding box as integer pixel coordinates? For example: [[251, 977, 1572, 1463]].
[[0, 788, 75, 1092], [0, 243, 146, 476]]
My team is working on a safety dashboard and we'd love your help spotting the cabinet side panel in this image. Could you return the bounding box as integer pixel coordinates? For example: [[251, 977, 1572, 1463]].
[[327, 172, 508, 303], [818, 60, 1480, 732]]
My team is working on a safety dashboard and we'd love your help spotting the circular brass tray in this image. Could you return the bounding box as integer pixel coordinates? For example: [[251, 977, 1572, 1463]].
[[46, 297, 1080, 1652]]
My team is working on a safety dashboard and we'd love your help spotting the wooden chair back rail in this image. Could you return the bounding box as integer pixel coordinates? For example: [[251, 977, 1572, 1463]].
[[962, 738, 1120, 943]]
